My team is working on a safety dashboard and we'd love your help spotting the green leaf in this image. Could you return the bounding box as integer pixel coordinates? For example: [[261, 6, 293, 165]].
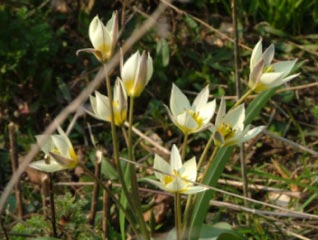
[[187, 89, 276, 239]]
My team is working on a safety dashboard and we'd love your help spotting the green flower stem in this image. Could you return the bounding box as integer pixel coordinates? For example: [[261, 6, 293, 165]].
[[104, 65, 136, 229], [183, 133, 215, 234], [181, 133, 189, 160], [197, 134, 214, 170], [78, 161, 139, 236], [201, 146, 219, 183], [128, 96, 150, 240], [175, 192, 182, 240], [232, 88, 254, 108]]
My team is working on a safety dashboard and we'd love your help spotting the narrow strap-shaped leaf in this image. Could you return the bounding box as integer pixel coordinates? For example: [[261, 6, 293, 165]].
[[187, 88, 276, 239]]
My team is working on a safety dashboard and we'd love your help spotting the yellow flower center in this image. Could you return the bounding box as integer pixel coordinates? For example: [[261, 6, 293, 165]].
[[188, 109, 203, 128], [218, 123, 236, 140], [263, 65, 274, 73]]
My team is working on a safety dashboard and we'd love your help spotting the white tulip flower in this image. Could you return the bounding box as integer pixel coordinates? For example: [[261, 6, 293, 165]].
[[211, 97, 265, 147], [166, 84, 216, 135], [29, 127, 78, 172], [77, 12, 118, 62], [146, 145, 207, 194], [88, 78, 127, 126], [249, 39, 300, 92], [121, 50, 153, 97]]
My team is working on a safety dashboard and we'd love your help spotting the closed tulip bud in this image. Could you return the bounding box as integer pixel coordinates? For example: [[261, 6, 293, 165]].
[[121, 50, 153, 97], [77, 12, 118, 62]]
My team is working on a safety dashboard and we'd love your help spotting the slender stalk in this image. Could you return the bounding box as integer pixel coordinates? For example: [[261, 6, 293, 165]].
[[231, 0, 250, 222], [48, 173, 57, 237], [197, 135, 214, 170], [181, 134, 189, 160], [88, 151, 102, 226], [200, 147, 219, 183], [175, 193, 182, 240], [103, 64, 134, 224], [8, 123, 24, 218], [232, 88, 254, 108], [102, 181, 112, 240], [127, 96, 150, 239]]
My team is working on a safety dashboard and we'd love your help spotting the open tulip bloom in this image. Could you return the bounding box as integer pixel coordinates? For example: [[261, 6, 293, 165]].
[[121, 50, 153, 97], [211, 97, 265, 147], [77, 12, 118, 62], [146, 145, 207, 194], [29, 127, 78, 172], [88, 78, 127, 126], [248, 39, 300, 92], [166, 84, 216, 135]]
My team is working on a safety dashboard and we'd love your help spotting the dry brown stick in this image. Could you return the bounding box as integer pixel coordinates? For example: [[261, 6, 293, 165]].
[[102, 181, 112, 240], [88, 150, 103, 226], [8, 122, 24, 218], [0, 0, 170, 216]]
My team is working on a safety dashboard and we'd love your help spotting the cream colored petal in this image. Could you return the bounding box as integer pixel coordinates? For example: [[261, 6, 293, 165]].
[[193, 85, 209, 109], [165, 176, 188, 193], [223, 104, 245, 131], [215, 97, 226, 128], [176, 111, 198, 133], [121, 51, 140, 83], [272, 59, 297, 77], [262, 44, 275, 67], [146, 52, 153, 84], [36, 135, 54, 154], [179, 157, 197, 182], [170, 84, 190, 116], [95, 91, 110, 120], [29, 159, 66, 173], [260, 72, 283, 85], [183, 186, 207, 194], [154, 154, 171, 182], [143, 178, 166, 191], [51, 135, 69, 157], [239, 125, 265, 143], [170, 144, 182, 170], [198, 100, 216, 124], [269, 73, 300, 88], [250, 39, 263, 70]]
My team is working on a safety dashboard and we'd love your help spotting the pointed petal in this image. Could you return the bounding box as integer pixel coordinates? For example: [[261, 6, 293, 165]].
[[170, 84, 190, 116], [143, 178, 166, 191], [249, 59, 264, 87], [223, 104, 245, 131], [51, 135, 69, 157], [165, 177, 188, 193], [193, 85, 209, 109], [95, 91, 111, 120], [170, 145, 182, 170], [262, 44, 275, 66], [182, 186, 207, 194], [239, 125, 265, 143], [176, 111, 198, 133], [154, 154, 171, 181], [269, 73, 300, 88], [179, 157, 197, 182], [36, 135, 54, 154], [29, 159, 66, 173], [260, 72, 284, 85], [198, 100, 216, 124], [146, 52, 153, 84], [250, 39, 263, 70], [215, 97, 226, 127], [272, 59, 297, 77], [121, 51, 139, 82]]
